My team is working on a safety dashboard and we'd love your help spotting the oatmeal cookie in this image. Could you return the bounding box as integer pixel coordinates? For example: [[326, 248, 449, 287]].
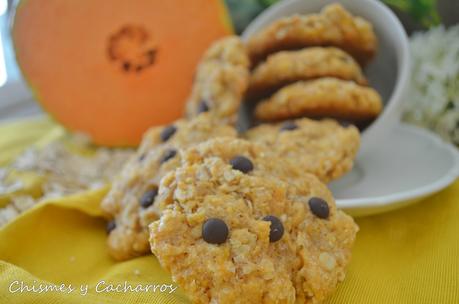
[[149, 155, 358, 303], [248, 47, 367, 99], [101, 113, 237, 260], [244, 118, 360, 183], [147, 137, 315, 212], [247, 3, 377, 66], [185, 36, 250, 122], [254, 78, 382, 121]]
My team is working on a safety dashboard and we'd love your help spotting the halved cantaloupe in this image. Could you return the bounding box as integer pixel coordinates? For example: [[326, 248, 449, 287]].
[[12, 0, 232, 146]]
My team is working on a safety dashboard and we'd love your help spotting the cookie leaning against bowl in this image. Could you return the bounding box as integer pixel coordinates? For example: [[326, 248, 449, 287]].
[[248, 47, 368, 99], [185, 36, 250, 123], [101, 113, 237, 260], [149, 154, 358, 304], [247, 3, 377, 66], [254, 78, 382, 122], [244, 118, 360, 183]]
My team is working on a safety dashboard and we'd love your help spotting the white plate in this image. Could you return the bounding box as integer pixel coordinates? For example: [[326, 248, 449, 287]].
[[331, 123, 459, 217]]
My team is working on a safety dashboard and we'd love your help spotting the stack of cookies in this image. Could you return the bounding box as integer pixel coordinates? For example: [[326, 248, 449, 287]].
[[247, 3, 382, 125], [101, 3, 379, 303]]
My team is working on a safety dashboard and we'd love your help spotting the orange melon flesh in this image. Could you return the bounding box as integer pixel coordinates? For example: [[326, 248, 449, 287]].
[[13, 0, 232, 146]]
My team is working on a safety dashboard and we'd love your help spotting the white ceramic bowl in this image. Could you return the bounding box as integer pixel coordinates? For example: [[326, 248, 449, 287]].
[[241, 0, 411, 157]]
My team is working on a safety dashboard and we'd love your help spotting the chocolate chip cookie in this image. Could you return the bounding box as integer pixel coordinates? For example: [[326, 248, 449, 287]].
[[247, 3, 377, 66], [149, 154, 358, 303], [248, 47, 368, 99], [141, 135, 340, 238], [101, 113, 237, 260], [254, 78, 383, 122], [244, 118, 360, 183], [185, 36, 250, 123]]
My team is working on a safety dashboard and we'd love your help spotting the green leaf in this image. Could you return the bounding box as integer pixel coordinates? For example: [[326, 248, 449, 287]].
[[383, 0, 440, 27], [259, 0, 280, 7]]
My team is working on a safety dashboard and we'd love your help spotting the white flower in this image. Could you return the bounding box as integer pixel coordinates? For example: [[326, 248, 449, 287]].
[[403, 24, 459, 146]]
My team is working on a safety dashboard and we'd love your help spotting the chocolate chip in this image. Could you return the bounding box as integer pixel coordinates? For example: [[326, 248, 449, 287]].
[[262, 215, 284, 242], [280, 121, 298, 131], [106, 220, 116, 234], [229, 156, 253, 173], [197, 100, 209, 113], [202, 218, 228, 244], [308, 197, 329, 219], [160, 149, 177, 164], [160, 125, 177, 142], [139, 188, 158, 208]]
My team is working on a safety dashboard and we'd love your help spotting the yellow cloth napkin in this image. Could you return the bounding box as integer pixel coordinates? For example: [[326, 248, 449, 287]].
[[0, 117, 458, 303]]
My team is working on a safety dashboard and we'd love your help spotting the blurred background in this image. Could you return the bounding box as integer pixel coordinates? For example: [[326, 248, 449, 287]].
[[225, 0, 458, 33], [0, 0, 457, 143]]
